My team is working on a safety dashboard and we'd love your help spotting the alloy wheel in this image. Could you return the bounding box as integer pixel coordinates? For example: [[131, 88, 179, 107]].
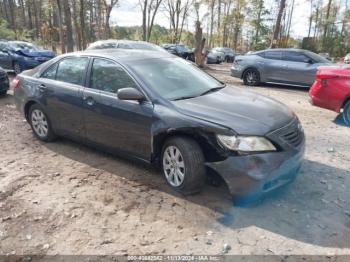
[[31, 109, 49, 138], [246, 70, 257, 84], [163, 145, 185, 187]]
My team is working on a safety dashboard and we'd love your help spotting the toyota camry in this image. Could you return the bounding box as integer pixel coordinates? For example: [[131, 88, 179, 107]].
[[14, 49, 305, 200]]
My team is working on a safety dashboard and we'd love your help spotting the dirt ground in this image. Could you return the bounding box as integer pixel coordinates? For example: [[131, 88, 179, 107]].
[[0, 64, 349, 256]]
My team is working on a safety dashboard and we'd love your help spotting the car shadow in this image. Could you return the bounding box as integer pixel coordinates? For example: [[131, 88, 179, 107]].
[[42, 138, 350, 249], [258, 82, 310, 92]]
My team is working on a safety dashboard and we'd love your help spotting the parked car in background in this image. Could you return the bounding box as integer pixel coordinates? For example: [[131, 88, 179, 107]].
[[319, 52, 332, 61], [161, 44, 195, 62], [14, 49, 304, 200], [0, 66, 9, 96], [309, 65, 350, 125], [206, 49, 225, 64], [212, 47, 235, 62], [0, 41, 55, 74], [231, 48, 332, 87], [344, 53, 350, 64], [87, 39, 167, 53]]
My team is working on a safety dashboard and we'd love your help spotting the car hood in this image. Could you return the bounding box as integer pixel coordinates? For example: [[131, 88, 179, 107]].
[[172, 87, 295, 135], [14, 49, 55, 58]]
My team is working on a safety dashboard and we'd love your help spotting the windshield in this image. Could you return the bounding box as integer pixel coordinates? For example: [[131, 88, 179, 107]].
[[130, 58, 224, 100], [304, 50, 331, 63], [10, 42, 39, 51]]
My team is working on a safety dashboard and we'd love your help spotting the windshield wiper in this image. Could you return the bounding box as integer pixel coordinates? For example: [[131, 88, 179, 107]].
[[199, 85, 226, 96]]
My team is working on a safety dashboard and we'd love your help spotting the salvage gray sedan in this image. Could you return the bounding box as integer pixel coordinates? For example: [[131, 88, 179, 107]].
[[14, 49, 304, 202], [231, 48, 332, 87]]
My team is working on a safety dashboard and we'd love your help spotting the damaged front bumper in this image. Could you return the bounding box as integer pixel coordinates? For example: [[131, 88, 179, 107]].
[[206, 124, 305, 201]]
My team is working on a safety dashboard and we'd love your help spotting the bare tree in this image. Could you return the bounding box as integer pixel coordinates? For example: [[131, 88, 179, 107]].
[[139, 0, 163, 41], [102, 0, 119, 38], [270, 0, 286, 48], [164, 0, 192, 43]]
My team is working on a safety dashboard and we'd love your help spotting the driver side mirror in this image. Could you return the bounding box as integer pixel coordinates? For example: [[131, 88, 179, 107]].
[[117, 87, 145, 102], [305, 58, 313, 64]]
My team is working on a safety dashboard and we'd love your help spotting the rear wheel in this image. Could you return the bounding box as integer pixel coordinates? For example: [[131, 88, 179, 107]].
[[161, 137, 205, 195], [0, 90, 7, 96], [343, 100, 350, 126], [243, 68, 260, 86], [13, 62, 22, 75], [29, 104, 56, 142]]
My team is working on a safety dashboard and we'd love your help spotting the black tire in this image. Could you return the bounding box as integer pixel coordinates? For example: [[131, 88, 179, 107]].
[[161, 137, 206, 195], [343, 100, 350, 126], [29, 104, 56, 142], [0, 90, 7, 96], [13, 62, 22, 75], [243, 68, 260, 86]]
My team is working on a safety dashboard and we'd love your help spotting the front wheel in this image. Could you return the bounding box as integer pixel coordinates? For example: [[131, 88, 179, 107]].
[[243, 69, 260, 86], [29, 104, 56, 142], [343, 100, 350, 126], [161, 137, 206, 195]]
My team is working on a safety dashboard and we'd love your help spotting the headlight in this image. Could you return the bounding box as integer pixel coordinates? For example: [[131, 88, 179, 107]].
[[217, 135, 276, 152]]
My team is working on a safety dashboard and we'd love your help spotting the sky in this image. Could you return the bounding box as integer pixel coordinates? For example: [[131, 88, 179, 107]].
[[109, 0, 312, 39]]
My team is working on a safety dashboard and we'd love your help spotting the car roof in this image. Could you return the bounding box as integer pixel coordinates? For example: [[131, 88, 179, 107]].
[[88, 39, 157, 48], [62, 49, 174, 63], [259, 48, 308, 53]]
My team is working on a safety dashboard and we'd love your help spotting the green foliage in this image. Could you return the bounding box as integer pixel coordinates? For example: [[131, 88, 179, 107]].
[[0, 20, 15, 40]]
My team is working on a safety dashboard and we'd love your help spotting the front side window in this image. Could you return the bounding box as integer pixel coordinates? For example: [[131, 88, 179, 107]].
[[41, 63, 59, 80], [56, 57, 89, 85], [264, 51, 282, 60], [90, 58, 137, 93], [283, 51, 309, 63]]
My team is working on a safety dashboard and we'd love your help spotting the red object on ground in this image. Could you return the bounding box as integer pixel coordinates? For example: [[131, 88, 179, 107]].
[[309, 65, 350, 113]]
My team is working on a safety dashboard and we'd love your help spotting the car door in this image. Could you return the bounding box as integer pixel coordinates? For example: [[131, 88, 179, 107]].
[[0, 43, 12, 69], [83, 58, 154, 161], [259, 51, 284, 82], [38, 56, 89, 139], [281, 51, 317, 86]]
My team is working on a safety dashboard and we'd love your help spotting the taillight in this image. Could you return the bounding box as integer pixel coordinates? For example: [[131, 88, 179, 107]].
[[12, 78, 20, 90], [316, 74, 338, 87]]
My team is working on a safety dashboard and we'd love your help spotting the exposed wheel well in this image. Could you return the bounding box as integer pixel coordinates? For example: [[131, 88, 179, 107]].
[[342, 97, 350, 109], [152, 131, 225, 165], [24, 101, 37, 120]]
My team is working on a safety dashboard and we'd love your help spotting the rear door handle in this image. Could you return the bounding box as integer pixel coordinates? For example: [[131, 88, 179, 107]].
[[83, 96, 95, 106], [38, 84, 46, 92]]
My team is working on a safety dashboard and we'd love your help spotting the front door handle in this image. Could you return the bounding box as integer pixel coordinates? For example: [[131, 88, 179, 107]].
[[84, 96, 95, 106], [38, 84, 46, 92]]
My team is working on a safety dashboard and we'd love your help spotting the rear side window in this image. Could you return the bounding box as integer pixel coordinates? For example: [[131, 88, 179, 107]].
[[265, 51, 282, 60], [56, 57, 89, 85], [89, 58, 137, 93], [283, 51, 309, 63]]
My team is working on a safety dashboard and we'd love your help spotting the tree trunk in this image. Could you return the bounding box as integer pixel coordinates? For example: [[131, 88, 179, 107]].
[[56, 0, 66, 53], [142, 0, 148, 41], [194, 21, 206, 67], [72, 0, 82, 50], [270, 0, 286, 48], [209, 0, 215, 48], [63, 0, 74, 52], [80, 0, 87, 49]]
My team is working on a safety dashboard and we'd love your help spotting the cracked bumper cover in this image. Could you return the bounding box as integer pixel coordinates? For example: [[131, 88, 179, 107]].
[[206, 142, 305, 197]]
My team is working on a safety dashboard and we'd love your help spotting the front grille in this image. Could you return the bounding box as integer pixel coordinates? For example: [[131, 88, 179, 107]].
[[281, 126, 303, 147], [268, 118, 304, 148]]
